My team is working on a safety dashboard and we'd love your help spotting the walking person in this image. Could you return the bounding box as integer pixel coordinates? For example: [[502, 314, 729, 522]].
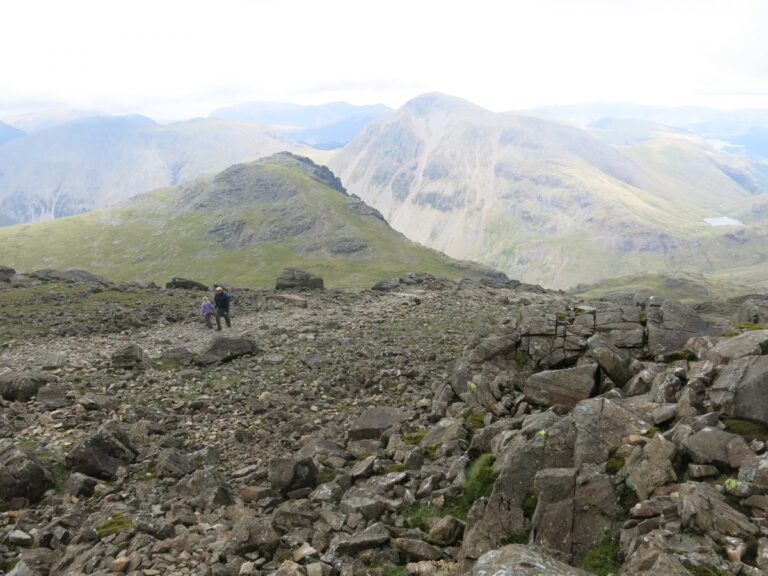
[[200, 296, 214, 329], [214, 286, 232, 330]]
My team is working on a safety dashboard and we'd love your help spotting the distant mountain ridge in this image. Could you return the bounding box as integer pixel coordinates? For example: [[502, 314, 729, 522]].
[[0, 115, 316, 226], [209, 101, 392, 148], [0, 152, 498, 287], [329, 92, 768, 290]]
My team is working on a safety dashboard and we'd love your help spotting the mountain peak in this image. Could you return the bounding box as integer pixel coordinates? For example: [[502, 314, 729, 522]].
[[402, 92, 487, 117]]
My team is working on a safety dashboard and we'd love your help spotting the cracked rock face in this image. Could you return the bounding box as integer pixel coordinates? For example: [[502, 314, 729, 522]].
[[1, 270, 767, 575]]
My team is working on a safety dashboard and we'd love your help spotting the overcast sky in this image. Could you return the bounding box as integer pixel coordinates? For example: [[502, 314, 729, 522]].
[[2, 0, 767, 121]]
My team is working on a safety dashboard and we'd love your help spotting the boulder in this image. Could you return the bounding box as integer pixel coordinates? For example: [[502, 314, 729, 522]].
[[709, 355, 768, 425], [683, 427, 753, 469], [531, 468, 576, 557], [523, 364, 598, 409], [739, 455, 768, 488], [0, 265, 15, 282], [572, 398, 652, 467], [0, 370, 55, 401], [348, 406, 407, 441], [705, 330, 768, 364], [196, 337, 258, 365], [171, 467, 235, 511], [646, 299, 720, 357], [155, 449, 196, 479], [0, 447, 54, 504], [165, 277, 209, 290], [64, 420, 138, 480], [470, 544, 590, 575], [587, 336, 642, 386], [625, 434, 678, 500], [110, 343, 150, 370], [227, 517, 280, 556], [31, 268, 111, 285], [677, 482, 758, 539], [331, 522, 390, 556], [275, 267, 324, 290], [268, 457, 318, 495]]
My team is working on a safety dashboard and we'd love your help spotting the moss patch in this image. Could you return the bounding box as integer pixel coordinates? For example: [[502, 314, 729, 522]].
[[95, 513, 134, 538], [522, 492, 538, 519], [606, 455, 625, 475], [579, 539, 619, 576], [463, 453, 499, 504], [402, 430, 427, 445], [500, 531, 529, 545], [724, 418, 768, 441]]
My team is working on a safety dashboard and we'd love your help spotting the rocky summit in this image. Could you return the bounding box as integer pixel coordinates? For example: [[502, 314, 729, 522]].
[[2, 267, 768, 576]]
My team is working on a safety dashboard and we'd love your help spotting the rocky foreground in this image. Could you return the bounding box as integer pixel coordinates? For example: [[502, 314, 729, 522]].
[[3, 266, 768, 575]]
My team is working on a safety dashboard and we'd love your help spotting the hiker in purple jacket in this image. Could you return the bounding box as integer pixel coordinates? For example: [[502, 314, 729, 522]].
[[200, 296, 214, 329]]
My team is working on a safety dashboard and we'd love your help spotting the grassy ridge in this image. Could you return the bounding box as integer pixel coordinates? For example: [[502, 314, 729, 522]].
[[0, 154, 482, 288]]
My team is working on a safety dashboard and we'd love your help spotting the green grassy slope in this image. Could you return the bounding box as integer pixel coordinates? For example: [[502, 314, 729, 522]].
[[0, 153, 492, 288]]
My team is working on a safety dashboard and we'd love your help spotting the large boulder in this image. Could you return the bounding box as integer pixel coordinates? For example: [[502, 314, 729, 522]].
[[165, 277, 209, 290], [709, 355, 768, 425], [531, 468, 577, 557], [348, 406, 407, 441], [0, 265, 15, 282], [110, 344, 150, 370], [470, 544, 590, 575], [0, 447, 54, 504], [275, 267, 324, 290], [196, 337, 258, 365], [682, 427, 753, 469], [268, 457, 318, 495], [625, 434, 678, 500], [677, 482, 758, 539], [646, 299, 721, 357], [705, 330, 768, 364], [587, 336, 642, 387], [0, 370, 55, 401], [523, 364, 598, 409], [65, 421, 138, 480]]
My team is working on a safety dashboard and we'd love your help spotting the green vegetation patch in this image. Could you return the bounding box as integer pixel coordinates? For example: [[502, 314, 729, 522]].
[[402, 430, 427, 445], [724, 418, 768, 441], [683, 564, 731, 576], [380, 565, 409, 576], [733, 322, 768, 331], [463, 453, 499, 504], [522, 492, 538, 519], [95, 513, 134, 538], [500, 531, 529, 545], [579, 538, 620, 576], [464, 411, 486, 433], [606, 455, 625, 476]]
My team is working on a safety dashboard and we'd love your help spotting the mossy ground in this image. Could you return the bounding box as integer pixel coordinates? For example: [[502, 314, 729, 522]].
[[95, 513, 134, 538], [724, 418, 768, 441], [579, 538, 620, 576]]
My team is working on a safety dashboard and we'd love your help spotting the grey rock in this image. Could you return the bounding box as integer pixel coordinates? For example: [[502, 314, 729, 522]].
[[710, 355, 768, 425], [64, 472, 99, 497], [646, 299, 720, 357], [677, 482, 758, 539], [738, 454, 768, 487], [683, 427, 753, 469], [65, 420, 138, 480], [268, 457, 318, 495], [165, 277, 209, 290], [626, 434, 678, 500], [272, 499, 319, 531], [110, 343, 150, 370], [531, 468, 576, 557], [705, 329, 768, 364], [227, 517, 280, 556], [470, 544, 590, 575], [275, 267, 324, 290], [197, 336, 258, 365], [391, 537, 443, 561], [428, 515, 465, 546], [156, 449, 195, 479], [331, 522, 389, 556], [419, 417, 468, 448], [587, 335, 642, 386], [0, 265, 15, 282], [0, 448, 55, 504], [171, 467, 235, 510], [0, 370, 55, 401], [523, 364, 598, 409], [348, 406, 406, 441], [572, 397, 651, 467]]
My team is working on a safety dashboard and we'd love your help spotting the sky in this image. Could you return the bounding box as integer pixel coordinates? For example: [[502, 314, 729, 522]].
[[2, 0, 768, 121]]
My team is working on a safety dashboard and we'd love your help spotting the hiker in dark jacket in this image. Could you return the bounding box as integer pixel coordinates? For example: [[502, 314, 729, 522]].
[[213, 286, 232, 330]]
